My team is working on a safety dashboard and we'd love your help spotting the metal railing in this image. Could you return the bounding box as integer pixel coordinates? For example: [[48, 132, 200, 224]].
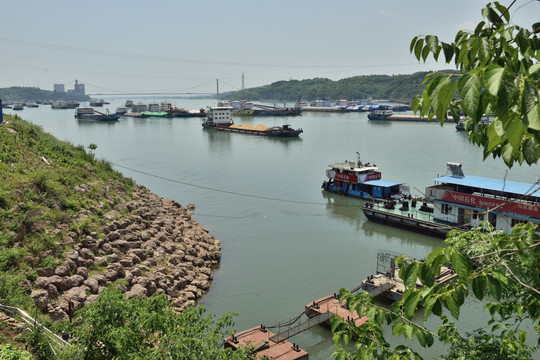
[[0, 303, 70, 359]]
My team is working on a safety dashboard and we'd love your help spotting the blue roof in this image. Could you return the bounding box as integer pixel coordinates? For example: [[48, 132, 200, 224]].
[[434, 175, 540, 198], [364, 179, 404, 187]]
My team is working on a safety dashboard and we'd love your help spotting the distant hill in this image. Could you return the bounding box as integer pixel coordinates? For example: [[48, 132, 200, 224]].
[[221, 71, 459, 103], [0, 86, 90, 102]]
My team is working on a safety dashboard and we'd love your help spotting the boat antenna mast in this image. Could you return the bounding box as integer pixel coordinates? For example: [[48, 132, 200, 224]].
[[356, 152, 362, 167]]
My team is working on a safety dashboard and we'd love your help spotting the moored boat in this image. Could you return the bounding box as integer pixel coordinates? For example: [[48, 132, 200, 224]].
[[362, 162, 540, 237], [367, 105, 393, 120], [322, 153, 405, 200], [202, 107, 302, 137], [75, 107, 119, 121]]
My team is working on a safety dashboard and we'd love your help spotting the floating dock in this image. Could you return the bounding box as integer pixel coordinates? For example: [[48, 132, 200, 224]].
[[224, 294, 368, 359], [358, 251, 458, 302], [225, 326, 308, 360], [225, 251, 456, 358]]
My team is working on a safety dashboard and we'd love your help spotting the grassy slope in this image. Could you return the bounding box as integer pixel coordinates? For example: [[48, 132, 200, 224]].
[[0, 114, 134, 307]]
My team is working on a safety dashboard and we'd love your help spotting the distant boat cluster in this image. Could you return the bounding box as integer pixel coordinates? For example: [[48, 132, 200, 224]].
[[121, 100, 206, 118]]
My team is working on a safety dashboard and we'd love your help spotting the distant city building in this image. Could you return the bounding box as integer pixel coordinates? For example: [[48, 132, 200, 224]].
[[54, 83, 65, 93], [73, 80, 85, 95]]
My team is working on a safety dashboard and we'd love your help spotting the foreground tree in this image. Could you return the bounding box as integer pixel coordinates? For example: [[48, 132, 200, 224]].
[[59, 288, 249, 360], [332, 2, 539, 359]]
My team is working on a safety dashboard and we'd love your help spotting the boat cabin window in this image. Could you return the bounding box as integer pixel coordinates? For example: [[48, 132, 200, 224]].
[[472, 210, 484, 221], [441, 204, 450, 215], [511, 218, 527, 227]]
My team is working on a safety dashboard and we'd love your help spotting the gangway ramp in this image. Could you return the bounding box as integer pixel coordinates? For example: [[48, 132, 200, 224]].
[[364, 281, 396, 297]]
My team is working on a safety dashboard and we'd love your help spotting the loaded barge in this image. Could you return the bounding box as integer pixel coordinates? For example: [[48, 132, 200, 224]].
[[202, 106, 303, 137]]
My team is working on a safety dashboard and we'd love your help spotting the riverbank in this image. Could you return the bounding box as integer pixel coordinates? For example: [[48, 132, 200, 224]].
[[0, 115, 221, 321]]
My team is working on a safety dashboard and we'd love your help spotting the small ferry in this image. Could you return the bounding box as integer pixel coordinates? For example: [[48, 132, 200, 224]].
[[367, 105, 393, 120], [363, 162, 540, 237], [322, 153, 405, 200], [202, 107, 303, 137]]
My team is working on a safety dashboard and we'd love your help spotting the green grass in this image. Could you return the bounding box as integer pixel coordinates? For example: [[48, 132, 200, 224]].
[[0, 114, 136, 309]]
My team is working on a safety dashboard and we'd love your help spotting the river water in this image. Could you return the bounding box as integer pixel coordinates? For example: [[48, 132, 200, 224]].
[[5, 98, 537, 358]]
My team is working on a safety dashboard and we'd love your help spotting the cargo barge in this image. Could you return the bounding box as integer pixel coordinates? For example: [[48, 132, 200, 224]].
[[202, 106, 302, 137]]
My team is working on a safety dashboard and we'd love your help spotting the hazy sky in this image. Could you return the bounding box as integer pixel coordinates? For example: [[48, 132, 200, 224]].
[[1, 0, 538, 95]]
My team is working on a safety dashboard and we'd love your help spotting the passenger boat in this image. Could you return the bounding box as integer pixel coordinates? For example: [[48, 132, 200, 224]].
[[367, 105, 393, 120], [322, 153, 405, 200], [115, 107, 128, 115], [202, 107, 303, 137], [363, 162, 540, 237]]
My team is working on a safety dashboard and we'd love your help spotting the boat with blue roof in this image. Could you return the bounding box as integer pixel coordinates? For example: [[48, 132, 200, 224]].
[[362, 162, 540, 237], [322, 153, 406, 200]]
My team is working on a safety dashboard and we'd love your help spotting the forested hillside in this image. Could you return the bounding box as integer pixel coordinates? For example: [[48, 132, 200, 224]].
[[221, 71, 456, 102], [0, 87, 90, 102]]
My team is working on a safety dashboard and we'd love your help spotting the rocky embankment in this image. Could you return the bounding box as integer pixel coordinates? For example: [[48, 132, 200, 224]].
[[29, 184, 221, 321]]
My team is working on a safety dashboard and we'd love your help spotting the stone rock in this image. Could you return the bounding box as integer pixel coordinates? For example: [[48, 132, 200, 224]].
[[67, 275, 85, 288], [34, 276, 50, 289], [48, 284, 58, 299], [48, 307, 68, 322], [79, 248, 95, 260], [31, 289, 49, 311], [36, 267, 55, 277], [125, 284, 147, 299], [55, 264, 70, 277], [76, 267, 88, 279]]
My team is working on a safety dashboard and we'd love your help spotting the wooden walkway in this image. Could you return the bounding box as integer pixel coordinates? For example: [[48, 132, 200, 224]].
[[224, 294, 368, 359]]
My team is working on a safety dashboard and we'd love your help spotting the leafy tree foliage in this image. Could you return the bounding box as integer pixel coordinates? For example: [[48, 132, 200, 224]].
[[331, 2, 539, 359], [410, 2, 540, 167], [0, 344, 33, 360], [59, 287, 249, 360]]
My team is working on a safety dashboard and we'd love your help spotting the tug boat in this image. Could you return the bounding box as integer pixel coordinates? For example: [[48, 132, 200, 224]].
[[322, 153, 405, 200], [202, 107, 303, 137]]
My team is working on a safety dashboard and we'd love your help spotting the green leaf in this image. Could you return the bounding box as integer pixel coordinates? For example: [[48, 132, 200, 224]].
[[410, 36, 419, 54], [450, 251, 471, 279], [496, 74, 517, 119], [403, 262, 419, 289], [501, 142, 515, 167], [484, 64, 504, 97], [432, 297, 442, 316], [422, 43, 431, 62], [423, 296, 437, 320], [524, 103, 540, 132], [528, 63, 540, 76], [458, 73, 481, 120], [471, 275, 487, 300], [419, 262, 435, 287], [441, 42, 455, 63], [477, 37, 490, 62], [445, 292, 460, 319], [487, 274, 502, 300], [403, 290, 421, 319], [414, 38, 425, 61], [523, 138, 538, 165]]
